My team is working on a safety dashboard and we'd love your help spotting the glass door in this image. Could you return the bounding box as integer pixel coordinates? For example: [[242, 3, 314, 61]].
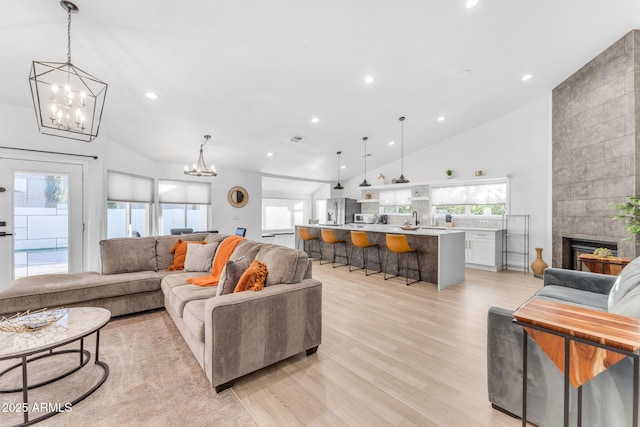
[[0, 159, 83, 288]]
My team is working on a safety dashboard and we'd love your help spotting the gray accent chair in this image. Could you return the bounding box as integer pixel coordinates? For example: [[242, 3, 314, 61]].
[[487, 260, 640, 426]]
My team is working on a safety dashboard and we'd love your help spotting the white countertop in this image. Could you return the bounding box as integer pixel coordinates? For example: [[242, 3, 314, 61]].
[[302, 223, 467, 236], [301, 224, 501, 234]]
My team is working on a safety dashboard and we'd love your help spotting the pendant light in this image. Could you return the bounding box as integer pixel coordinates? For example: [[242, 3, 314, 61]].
[[359, 137, 371, 187], [395, 116, 409, 184], [29, 1, 108, 142], [184, 135, 217, 177], [333, 151, 344, 190]]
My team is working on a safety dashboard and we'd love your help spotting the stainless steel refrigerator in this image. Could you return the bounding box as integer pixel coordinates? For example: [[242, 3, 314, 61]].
[[321, 198, 360, 225]]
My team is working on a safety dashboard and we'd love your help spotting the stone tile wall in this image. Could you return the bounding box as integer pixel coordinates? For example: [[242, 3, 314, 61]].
[[552, 30, 639, 266]]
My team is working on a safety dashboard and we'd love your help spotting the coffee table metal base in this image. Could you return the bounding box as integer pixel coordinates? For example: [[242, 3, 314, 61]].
[[0, 330, 109, 426]]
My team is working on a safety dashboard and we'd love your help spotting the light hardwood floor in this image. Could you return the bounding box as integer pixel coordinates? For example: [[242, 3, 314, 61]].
[[233, 263, 542, 427]]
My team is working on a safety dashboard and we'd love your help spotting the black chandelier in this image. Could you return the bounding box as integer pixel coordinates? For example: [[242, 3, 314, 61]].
[[29, 1, 108, 142], [184, 135, 217, 177]]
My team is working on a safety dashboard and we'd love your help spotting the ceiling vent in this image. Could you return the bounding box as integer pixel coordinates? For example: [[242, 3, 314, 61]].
[[290, 136, 303, 143]]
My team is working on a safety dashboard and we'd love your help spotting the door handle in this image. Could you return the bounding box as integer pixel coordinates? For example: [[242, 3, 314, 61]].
[[0, 232, 13, 237]]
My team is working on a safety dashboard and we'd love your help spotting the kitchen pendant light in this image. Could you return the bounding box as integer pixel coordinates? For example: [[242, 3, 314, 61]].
[[29, 1, 108, 142], [359, 137, 371, 187], [333, 151, 344, 190], [184, 135, 217, 177], [395, 116, 409, 184]]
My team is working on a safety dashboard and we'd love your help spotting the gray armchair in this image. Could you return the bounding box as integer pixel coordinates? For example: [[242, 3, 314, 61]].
[[487, 263, 640, 426]]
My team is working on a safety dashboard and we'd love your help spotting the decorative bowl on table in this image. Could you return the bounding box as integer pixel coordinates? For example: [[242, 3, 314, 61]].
[[400, 225, 420, 231]]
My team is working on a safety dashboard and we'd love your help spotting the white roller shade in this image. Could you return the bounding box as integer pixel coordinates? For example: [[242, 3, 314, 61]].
[[379, 189, 411, 206], [107, 171, 154, 203], [431, 182, 506, 205], [158, 179, 211, 204]]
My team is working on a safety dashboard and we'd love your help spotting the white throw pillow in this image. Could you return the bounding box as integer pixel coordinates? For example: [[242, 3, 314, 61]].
[[184, 243, 217, 272]]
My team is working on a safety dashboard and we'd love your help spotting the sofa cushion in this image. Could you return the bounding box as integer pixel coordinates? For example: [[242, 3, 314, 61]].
[[535, 285, 609, 311], [256, 244, 310, 286], [167, 239, 206, 271], [183, 299, 206, 343], [184, 243, 217, 272], [205, 233, 228, 245], [216, 256, 252, 297], [230, 240, 263, 262], [609, 284, 640, 317], [166, 282, 218, 318], [608, 257, 640, 311], [156, 233, 212, 271], [160, 272, 204, 294], [234, 259, 268, 292], [0, 271, 162, 316], [100, 237, 157, 274]]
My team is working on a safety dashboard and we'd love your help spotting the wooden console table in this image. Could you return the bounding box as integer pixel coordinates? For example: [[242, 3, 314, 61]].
[[578, 253, 631, 275], [513, 298, 640, 427]]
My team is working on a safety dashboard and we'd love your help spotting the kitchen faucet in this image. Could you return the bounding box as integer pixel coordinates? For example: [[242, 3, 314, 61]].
[[412, 211, 420, 226]]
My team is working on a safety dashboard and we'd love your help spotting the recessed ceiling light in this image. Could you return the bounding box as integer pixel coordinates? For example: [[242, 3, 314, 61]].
[[145, 91, 158, 100], [437, 116, 446, 122], [266, 152, 273, 157], [465, 0, 479, 8], [388, 141, 395, 146], [311, 117, 319, 123], [364, 75, 374, 84], [341, 165, 346, 169], [522, 73, 533, 81]]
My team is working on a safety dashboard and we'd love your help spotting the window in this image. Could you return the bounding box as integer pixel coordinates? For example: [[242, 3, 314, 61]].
[[263, 198, 308, 232], [431, 180, 508, 216], [378, 189, 412, 215], [107, 171, 154, 237], [158, 179, 210, 234]]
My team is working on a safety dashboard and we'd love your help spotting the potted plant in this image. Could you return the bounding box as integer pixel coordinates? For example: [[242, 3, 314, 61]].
[[446, 169, 453, 179], [609, 196, 640, 242]]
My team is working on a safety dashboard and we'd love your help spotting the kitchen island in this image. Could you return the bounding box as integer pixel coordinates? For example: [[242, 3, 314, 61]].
[[296, 224, 465, 290]]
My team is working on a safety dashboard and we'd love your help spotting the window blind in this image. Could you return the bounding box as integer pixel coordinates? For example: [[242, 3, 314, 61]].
[[379, 189, 411, 206], [431, 182, 506, 205], [158, 179, 211, 204], [107, 171, 154, 203]]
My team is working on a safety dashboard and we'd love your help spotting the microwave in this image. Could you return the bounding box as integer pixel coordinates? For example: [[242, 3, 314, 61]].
[[354, 213, 375, 224]]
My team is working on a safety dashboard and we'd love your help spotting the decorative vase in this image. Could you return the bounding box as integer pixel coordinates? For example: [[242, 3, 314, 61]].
[[531, 247, 548, 277]]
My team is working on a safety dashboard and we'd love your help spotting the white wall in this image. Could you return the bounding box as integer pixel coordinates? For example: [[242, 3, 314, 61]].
[[211, 169, 262, 241], [343, 96, 553, 264]]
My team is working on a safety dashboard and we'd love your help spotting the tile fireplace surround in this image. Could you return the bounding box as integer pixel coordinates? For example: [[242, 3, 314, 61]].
[[552, 29, 640, 266]]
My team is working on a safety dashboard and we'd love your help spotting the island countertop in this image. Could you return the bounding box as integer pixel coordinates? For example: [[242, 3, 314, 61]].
[[296, 224, 465, 290], [303, 223, 500, 234]]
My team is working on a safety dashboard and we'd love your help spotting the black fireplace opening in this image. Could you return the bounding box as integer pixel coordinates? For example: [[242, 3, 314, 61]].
[[562, 237, 618, 270]]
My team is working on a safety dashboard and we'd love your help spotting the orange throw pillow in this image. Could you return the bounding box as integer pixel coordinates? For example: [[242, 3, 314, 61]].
[[234, 260, 268, 292], [167, 239, 206, 271]]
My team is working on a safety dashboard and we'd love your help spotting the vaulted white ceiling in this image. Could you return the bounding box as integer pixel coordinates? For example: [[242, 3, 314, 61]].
[[2, 1, 639, 183]]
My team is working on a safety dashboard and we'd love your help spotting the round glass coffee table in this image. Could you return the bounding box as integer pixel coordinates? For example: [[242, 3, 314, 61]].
[[0, 307, 110, 426]]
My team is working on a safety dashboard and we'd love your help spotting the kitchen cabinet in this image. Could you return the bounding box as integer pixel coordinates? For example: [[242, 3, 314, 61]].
[[465, 230, 503, 271]]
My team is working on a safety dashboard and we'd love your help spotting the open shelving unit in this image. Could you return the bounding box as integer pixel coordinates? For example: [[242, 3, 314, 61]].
[[502, 214, 530, 273]]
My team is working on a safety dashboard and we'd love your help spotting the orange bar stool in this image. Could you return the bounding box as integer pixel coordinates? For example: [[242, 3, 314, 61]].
[[298, 227, 322, 260], [349, 231, 381, 275], [320, 229, 349, 268], [384, 234, 422, 285]]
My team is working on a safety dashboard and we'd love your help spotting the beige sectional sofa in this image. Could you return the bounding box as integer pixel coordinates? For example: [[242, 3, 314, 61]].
[[0, 233, 322, 392]]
